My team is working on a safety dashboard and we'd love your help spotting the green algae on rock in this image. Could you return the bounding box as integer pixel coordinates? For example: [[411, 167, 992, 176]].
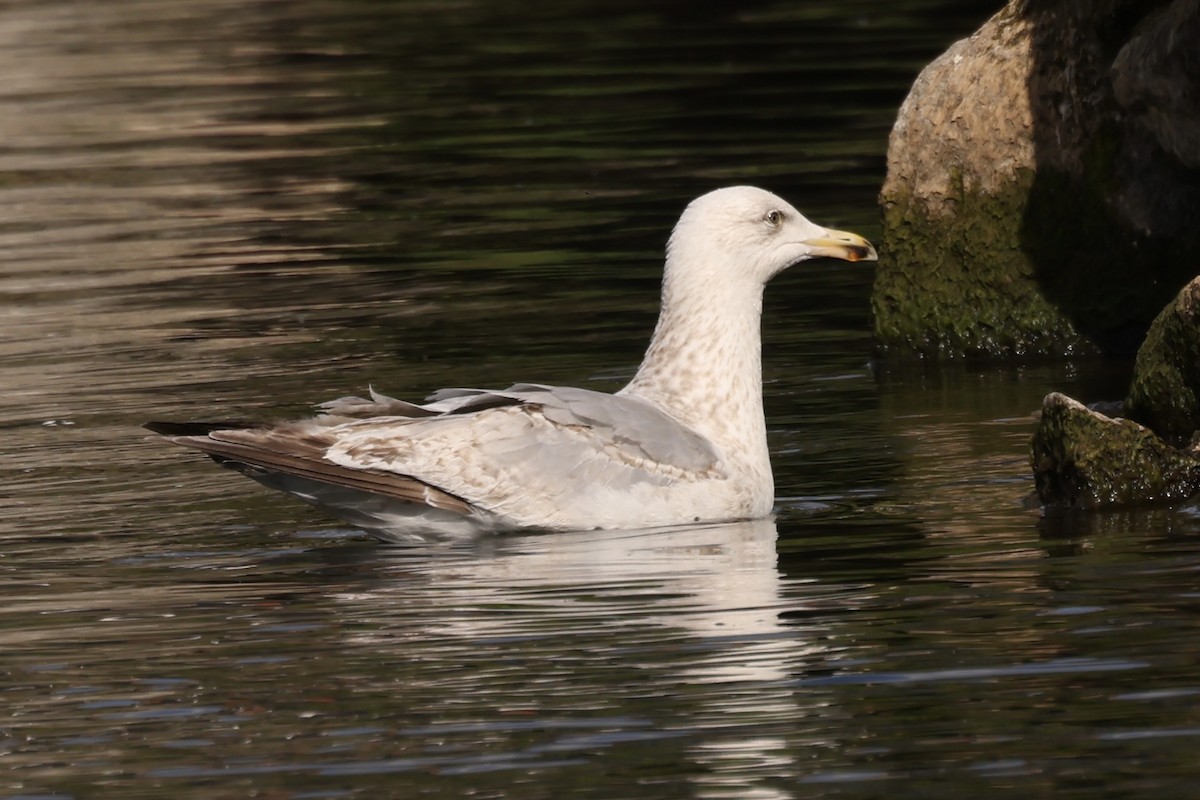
[[1030, 392, 1200, 509], [1123, 277, 1200, 445], [874, 177, 1096, 359]]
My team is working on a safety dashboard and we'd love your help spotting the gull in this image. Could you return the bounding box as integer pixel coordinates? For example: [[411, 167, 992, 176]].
[[147, 186, 877, 542]]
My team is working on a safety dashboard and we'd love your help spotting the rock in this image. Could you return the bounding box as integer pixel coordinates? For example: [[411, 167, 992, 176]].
[[1030, 392, 1200, 508], [1030, 266, 1200, 510], [874, 0, 1200, 359], [1123, 276, 1200, 444], [1112, 0, 1200, 172]]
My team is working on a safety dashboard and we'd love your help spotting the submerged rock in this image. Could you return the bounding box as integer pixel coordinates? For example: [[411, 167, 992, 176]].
[[1124, 277, 1200, 444], [1030, 392, 1200, 509], [874, 0, 1200, 359]]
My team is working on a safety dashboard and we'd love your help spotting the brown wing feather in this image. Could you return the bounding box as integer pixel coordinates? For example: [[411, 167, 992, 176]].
[[151, 425, 475, 516]]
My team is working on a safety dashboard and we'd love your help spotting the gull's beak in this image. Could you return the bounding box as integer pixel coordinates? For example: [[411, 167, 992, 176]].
[[802, 229, 878, 262]]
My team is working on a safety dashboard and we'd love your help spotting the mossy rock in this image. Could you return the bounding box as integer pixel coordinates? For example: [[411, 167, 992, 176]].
[[873, 162, 1190, 359], [874, 0, 1200, 360], [1030, 392, 1200, 508], [1123, 277, 1200, 444], [873, 175, 1095, 359]]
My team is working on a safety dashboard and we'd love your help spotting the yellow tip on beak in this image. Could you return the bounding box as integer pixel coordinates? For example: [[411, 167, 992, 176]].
[[802, 229, 878, 262]]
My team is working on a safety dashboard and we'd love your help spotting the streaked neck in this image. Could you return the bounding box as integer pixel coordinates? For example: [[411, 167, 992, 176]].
[[621, 267, 768, 467]]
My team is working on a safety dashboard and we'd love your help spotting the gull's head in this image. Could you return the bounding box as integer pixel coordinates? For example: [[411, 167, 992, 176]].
[[667, 186, 878, 286]]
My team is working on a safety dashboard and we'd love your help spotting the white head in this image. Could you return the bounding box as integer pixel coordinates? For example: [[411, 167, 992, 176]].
[[665, 186, 877, 287]]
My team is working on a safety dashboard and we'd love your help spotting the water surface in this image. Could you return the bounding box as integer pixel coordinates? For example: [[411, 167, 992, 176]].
[[6, 1, 1200, 798]]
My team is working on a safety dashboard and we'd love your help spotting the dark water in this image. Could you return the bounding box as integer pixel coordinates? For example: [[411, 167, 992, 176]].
[[6, 0, 1200, 798]]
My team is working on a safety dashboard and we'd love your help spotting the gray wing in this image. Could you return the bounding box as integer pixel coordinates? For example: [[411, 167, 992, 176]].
[[424, 383, 720, 473], [151, 384, 723, 529], [325, 383, 722, 474], [321, 384, 724, 523]]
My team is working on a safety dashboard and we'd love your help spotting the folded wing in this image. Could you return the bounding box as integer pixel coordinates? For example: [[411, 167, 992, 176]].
[[149, 384, 723, 529]]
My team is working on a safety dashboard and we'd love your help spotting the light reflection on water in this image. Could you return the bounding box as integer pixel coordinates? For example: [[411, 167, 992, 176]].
[[11, 510, 1200, 797], [6, 0, 1200, 798]]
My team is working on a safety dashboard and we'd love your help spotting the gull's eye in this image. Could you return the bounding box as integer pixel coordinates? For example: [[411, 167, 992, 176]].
[[764, 209, 783, 226]]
